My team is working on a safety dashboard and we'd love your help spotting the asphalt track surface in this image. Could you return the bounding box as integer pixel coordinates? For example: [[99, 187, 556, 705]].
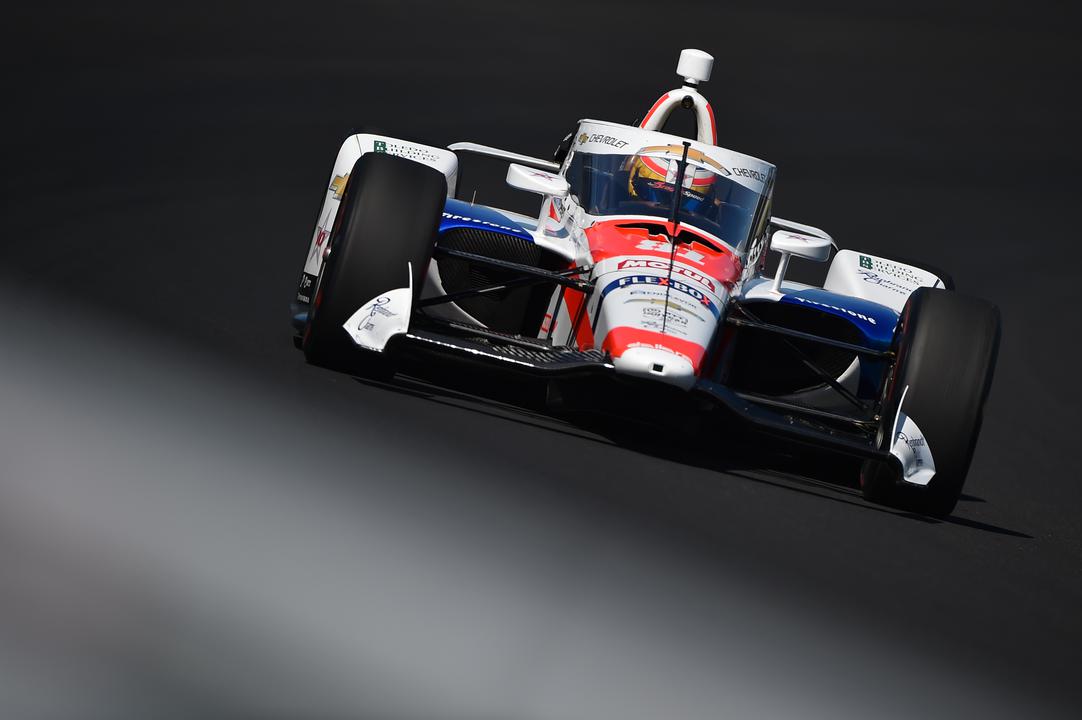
[[2, 2, 1081, 718]]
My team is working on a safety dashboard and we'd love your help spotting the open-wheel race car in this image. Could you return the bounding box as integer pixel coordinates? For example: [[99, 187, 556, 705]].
[[290, 49, 1000, 518]]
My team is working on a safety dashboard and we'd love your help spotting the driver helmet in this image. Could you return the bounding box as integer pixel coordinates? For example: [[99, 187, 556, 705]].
[[628, 145, 717, 214]]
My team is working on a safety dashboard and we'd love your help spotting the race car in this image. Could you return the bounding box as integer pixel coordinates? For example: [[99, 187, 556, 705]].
[[290, 49, 1000, 518]]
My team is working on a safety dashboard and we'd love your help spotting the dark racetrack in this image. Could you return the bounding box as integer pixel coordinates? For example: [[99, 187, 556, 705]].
[[3, 2, 1081, 717]]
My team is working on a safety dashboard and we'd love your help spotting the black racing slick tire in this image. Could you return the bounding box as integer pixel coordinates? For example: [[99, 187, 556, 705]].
[[303, 152, 447, 375], [861, 287, 1001, 518]]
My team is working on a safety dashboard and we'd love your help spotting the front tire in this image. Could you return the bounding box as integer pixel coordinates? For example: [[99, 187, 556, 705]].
[[861, 287, 1001, 517], [303, 152, 447, 376]]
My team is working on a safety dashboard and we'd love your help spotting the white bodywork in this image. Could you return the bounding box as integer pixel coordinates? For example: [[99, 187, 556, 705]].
[[342, 264, 414, 353], [888, 386, 937, 485], [825, 250, 946, 314]]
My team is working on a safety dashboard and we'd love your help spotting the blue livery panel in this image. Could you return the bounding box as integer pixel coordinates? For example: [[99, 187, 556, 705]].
[[779, 288, 898, 349], [439, 198, 533, 242]]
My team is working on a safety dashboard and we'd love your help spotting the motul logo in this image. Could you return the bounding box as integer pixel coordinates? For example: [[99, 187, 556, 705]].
[[617, 259, 716, 292]]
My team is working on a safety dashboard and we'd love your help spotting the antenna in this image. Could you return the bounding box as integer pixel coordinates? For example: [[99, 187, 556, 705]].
[[677, 49, 713, 88], [662, 141, 692, 336], [667, 141, 692, 233]]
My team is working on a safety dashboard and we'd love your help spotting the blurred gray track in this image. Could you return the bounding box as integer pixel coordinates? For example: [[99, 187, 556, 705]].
[[2, 1, 1080, 718]]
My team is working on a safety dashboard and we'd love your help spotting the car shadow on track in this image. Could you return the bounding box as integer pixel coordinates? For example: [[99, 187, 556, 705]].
[[351, 370, 1032, 539]]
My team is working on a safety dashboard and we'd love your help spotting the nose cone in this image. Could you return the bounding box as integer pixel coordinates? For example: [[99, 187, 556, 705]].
[[612, 346, 697, 390]]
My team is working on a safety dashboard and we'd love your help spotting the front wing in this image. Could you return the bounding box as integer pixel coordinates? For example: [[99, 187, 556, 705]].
[[379, 321, 895, 466]]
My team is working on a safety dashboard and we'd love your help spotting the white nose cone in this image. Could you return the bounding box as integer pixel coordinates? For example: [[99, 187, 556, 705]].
[[613, 346, 697, 390], [677, 48, 713, 85]]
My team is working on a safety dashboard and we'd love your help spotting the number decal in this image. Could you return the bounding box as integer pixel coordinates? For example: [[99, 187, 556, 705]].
[[633, 238, 707, 266], [680, 248, 706, 265], [635, 239, 669, 252]]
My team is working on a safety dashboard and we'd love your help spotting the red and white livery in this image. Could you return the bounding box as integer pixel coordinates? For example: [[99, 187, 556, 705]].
[[291, 49, 1000, 518]]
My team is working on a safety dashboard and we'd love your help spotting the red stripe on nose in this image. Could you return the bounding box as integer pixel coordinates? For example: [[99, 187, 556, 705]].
[[601, 327, 706, 370]]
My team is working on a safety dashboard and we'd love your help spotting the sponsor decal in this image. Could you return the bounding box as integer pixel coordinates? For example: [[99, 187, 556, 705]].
[[623, 297, 704, 318], [330, 174, 349, 199], [371, 137, 444, 164], [602, 326, 708, 368], [342, 277, 413, 352], [731, 167, 768, 183], [858, 254, 928, 286], [306, 223, 332, 269], [626, 341, 693, 365], [897, 430, 926, 449], [367, 296, 395, 317], [895, 429, 930, 471], [791, 295, 878, 324], [441, 212, 522, 234], [626, 293, 708, 319], [580, 133, 629, 149], [641, 318, 687, 335], [617, 258, 716, 292], [642, 305, 689, 323], [296, 272, 317, 304], [858, 270, 911, 295], [888, 398, 936, 485], [603, 275, 719, 317], [640, 305, 691, 335], [358, 295, 396, 333]]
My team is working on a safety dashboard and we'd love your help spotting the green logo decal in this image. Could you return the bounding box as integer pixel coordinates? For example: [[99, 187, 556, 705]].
[[859, 255, 874, 269], [373, 140, 388, 153]]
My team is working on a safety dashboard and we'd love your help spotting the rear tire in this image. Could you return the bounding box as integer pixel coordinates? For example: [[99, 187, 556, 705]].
[[861, 287, 1000, 517], [303, 152, 447, 376]]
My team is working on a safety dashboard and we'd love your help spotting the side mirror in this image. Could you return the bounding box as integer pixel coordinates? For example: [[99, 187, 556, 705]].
[[506, 163, 569, 197], [769, 230, 832, 293]]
